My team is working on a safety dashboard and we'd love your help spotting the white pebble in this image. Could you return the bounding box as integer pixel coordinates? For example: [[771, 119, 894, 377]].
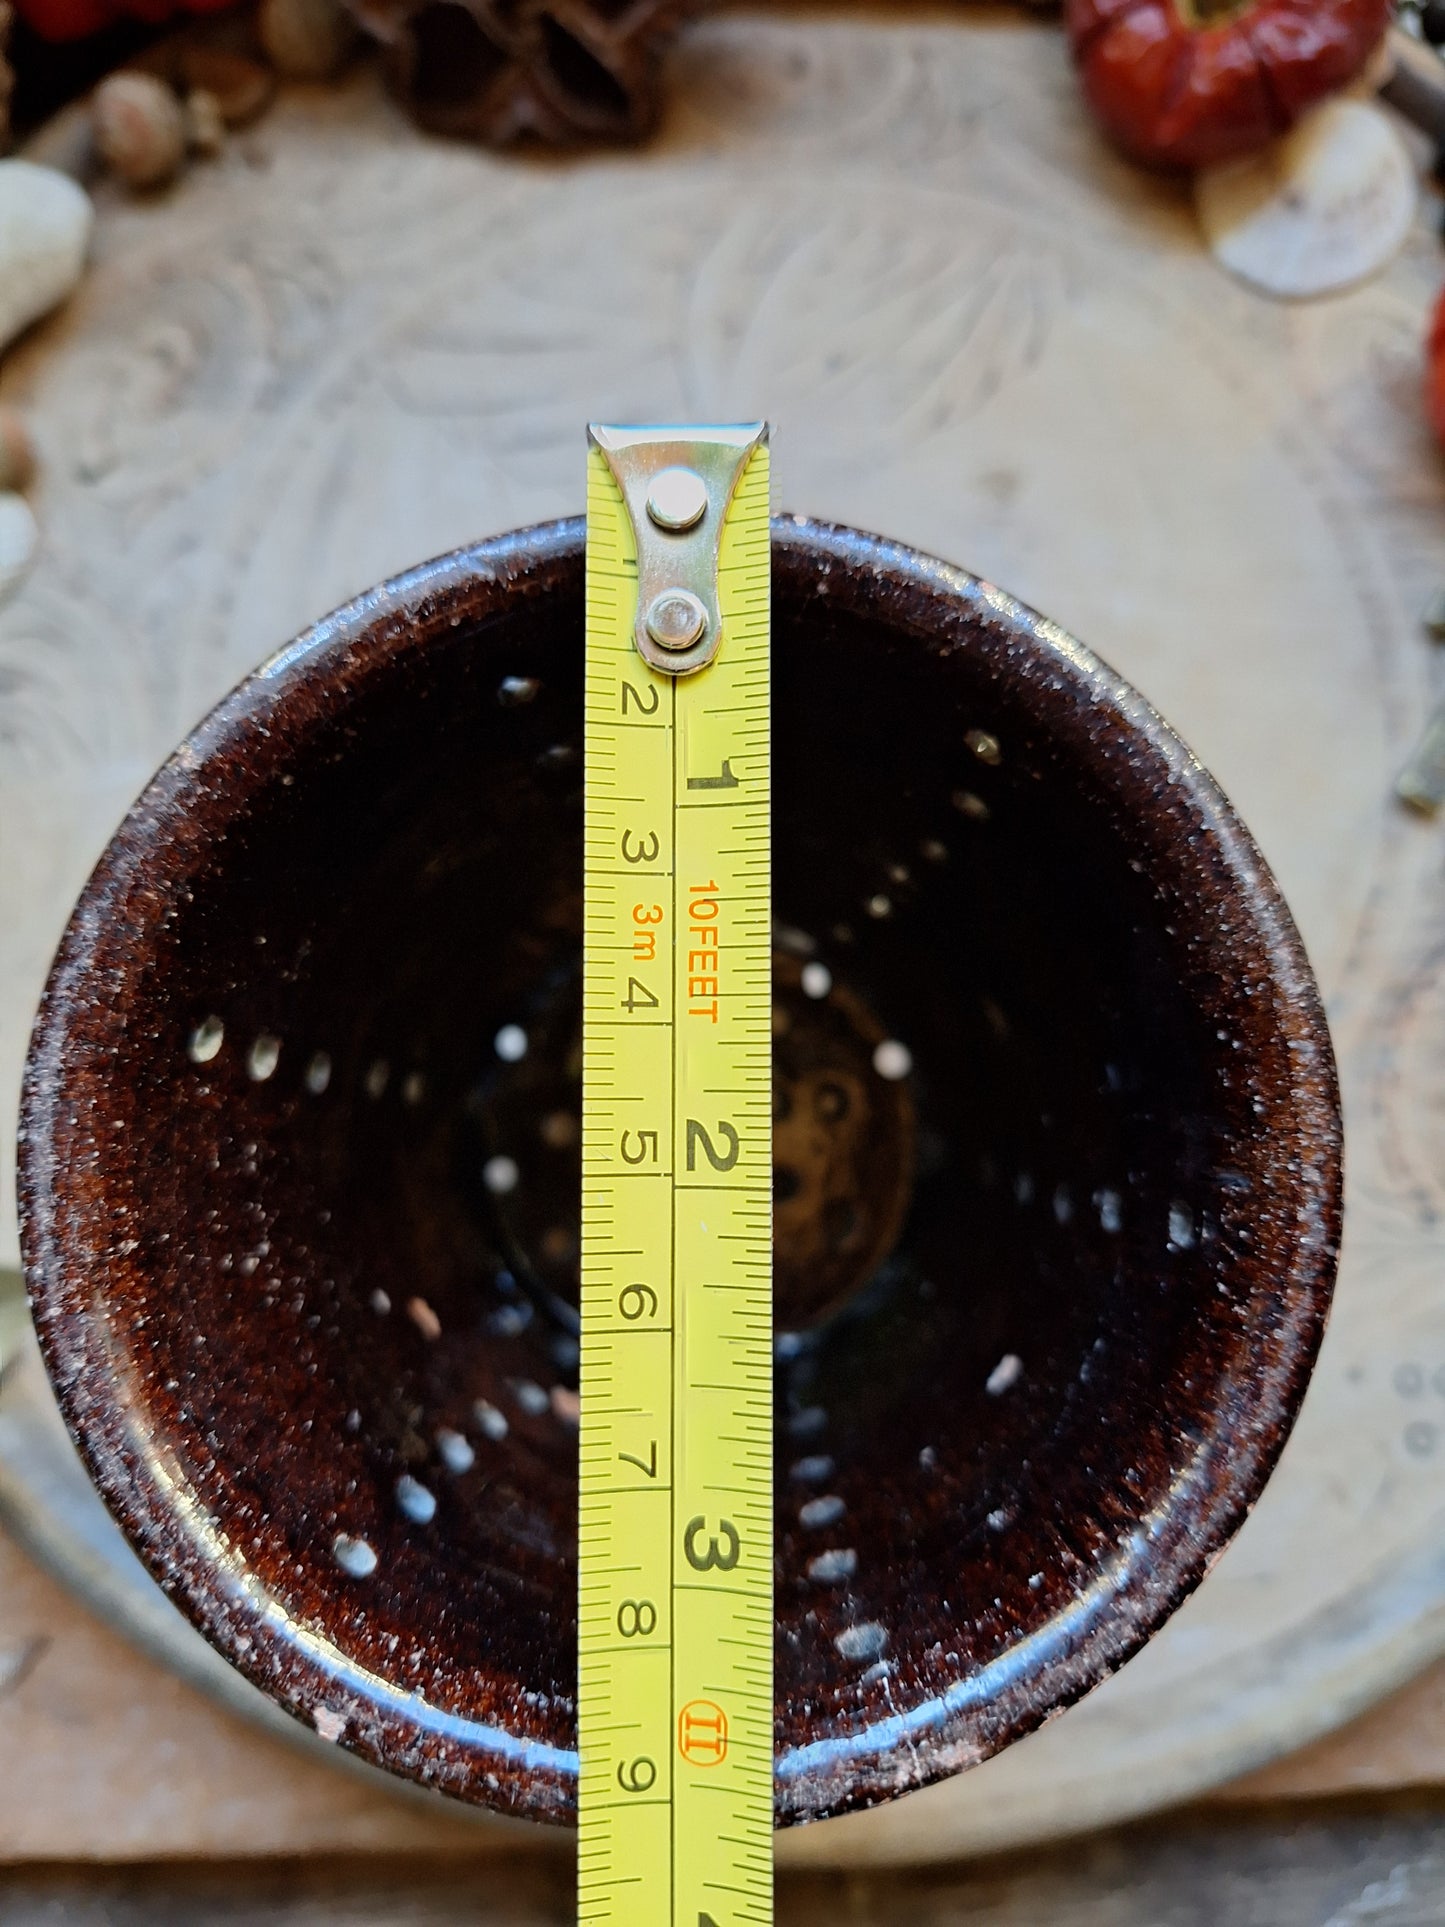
[[800, 963, 832, 1000], [835, 1622, 889, 1662], [331, 1533, 377, 1578], [305, 1051, 332, 1094], [511, 1379, 550, 1417], [247, 1033, 281, 1082], [395, 1475, 437, 1524], [187, 1015, 224, 1064], [789, 1455, 835, 1484], [489, 1302, 532, 1337], [986, 1353, 1024, 1396], [369, 1288, 391, 1315], [1168, 1203, 1196, 1251], [1096, 1189, 1122, 1235], [484, 1155, 519, 1195], [872, 1039, 912, 1081], [495, 1024, 528, 1062], [401, 1070, 426, 1106], [807, 1547, 857, 1584], [798, 1494, 846, 1529], [474, 1399, 509, 1440], [436, 1428, 475, 1474], [0, 162, 93, 357]]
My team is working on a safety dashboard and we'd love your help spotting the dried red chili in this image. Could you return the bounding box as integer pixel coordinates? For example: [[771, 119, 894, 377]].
[[1066, 0, 1392, 171]]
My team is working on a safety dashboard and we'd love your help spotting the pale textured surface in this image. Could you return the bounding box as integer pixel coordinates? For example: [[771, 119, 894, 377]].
[[15, 1805, 1445, 1923], [2, 6, 1445, 1866], [0, 1527, 523, 1861]]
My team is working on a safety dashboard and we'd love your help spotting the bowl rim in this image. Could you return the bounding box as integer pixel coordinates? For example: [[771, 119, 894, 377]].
[[18, 514, 1343, 1827]]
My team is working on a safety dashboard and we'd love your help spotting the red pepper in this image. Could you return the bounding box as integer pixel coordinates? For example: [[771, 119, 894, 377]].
[[1066, 0, 1392, 170], [1426, 287, 1445, 452], [15, 0, 233, 41]]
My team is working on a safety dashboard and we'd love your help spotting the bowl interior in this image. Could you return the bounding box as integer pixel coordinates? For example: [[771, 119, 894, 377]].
[[21, 522, 1339, 1823]]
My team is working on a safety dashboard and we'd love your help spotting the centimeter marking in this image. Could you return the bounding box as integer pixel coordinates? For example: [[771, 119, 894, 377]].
[[579, 439, 773, 1927]]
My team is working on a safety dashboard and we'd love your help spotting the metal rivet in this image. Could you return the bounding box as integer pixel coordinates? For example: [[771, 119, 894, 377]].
[[644, 588, 707, 653], [646, 467, 708, 533]]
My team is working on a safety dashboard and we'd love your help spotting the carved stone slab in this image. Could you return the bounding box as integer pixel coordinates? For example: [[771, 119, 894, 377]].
[[1, 10, 1443, 1864]]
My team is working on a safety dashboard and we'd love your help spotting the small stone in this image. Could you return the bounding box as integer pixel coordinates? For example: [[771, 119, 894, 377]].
[[0, 406, 33, 491], [484, 1154, 519, 1194], [435, 1427, 475, 1474], [395, 1474, 437, 1524], [511, 1379, 550, 1417], [0, 490, 37, 604], [405, 1295, 441, 1340], [331, 1532, 377, 1578], [473, 1399, 508, 1440], [178, 50, 277, 128], [986, 1352, 1024, 1396], [185, 89, 226, 159], [872, 1038, 912, 1082], [0, 160, 92, 355], [806, 1547, 857, 1584], [260, 0, 359, 80], [92, 73, 187, 191], [498, 675, 540, 706], [835, 1621, 889, 1662], [187, 1015, 225, 1065]]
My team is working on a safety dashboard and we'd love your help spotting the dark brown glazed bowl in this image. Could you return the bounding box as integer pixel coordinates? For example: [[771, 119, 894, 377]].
[[18, 517, 1342, 1828]]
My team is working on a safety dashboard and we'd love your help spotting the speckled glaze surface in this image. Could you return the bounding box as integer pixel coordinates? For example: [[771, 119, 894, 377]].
[[18, 517, 1342, 1829]]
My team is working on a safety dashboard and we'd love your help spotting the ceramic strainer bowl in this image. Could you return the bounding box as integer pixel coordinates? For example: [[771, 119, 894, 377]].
[[18, 516, 1342, 1825]]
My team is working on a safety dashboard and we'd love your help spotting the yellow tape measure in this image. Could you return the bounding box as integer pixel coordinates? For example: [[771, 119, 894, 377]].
[[579, 423, 773, 1927]]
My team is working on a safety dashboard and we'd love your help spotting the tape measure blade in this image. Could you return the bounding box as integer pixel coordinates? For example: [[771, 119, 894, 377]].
[[580, 438, 773, 1927]]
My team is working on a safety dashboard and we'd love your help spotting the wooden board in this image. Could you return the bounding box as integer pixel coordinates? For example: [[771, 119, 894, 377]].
[[2, 6, 1445, 1865]]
